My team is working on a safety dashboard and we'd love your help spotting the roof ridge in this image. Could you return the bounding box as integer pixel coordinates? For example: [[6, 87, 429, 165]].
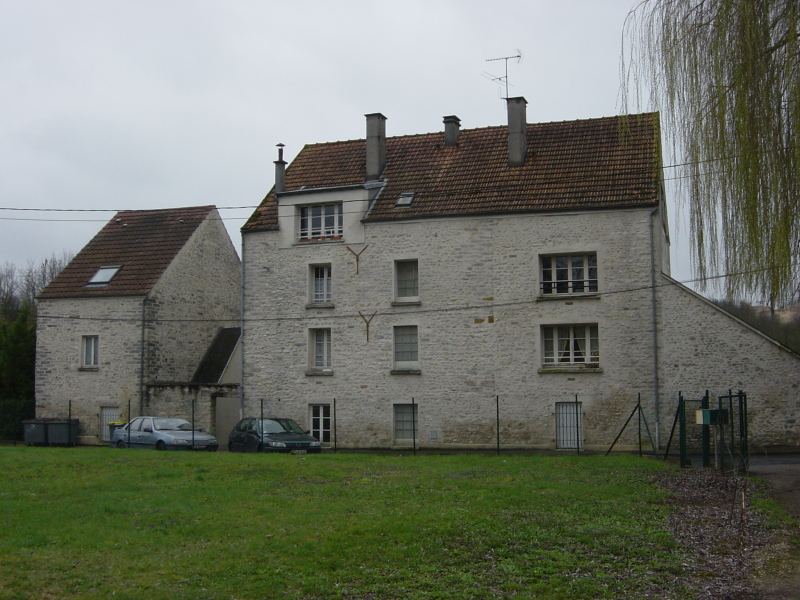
[[297, 112, 658, 150]]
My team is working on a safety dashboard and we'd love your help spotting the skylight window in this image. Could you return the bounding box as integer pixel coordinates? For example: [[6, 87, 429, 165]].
[[87, 266, 121, 286], [396, 192, 415, 207]]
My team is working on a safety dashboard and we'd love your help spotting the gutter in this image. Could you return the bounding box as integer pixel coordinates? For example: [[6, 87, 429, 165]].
[[239, 238, 246, 419], [649, 208, 661, 448], [139, 293, 148, 417]]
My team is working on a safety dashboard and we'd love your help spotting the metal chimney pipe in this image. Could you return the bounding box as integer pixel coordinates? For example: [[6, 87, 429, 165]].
[[274, 143, 286, 194]]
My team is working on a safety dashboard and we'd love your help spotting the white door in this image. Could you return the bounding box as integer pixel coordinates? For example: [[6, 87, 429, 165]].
[[99, 406, 120, 442]]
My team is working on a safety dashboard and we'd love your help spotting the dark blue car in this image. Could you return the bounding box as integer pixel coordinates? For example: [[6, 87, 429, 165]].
[[228, 417, 321, 453]]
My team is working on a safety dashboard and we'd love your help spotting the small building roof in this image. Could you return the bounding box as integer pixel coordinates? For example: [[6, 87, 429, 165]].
[[243, 112, 661, 232], [192, 327, 241, 384], [38, 205, 216, 299]]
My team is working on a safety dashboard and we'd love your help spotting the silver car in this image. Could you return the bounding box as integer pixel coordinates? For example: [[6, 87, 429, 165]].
[[111, 416, 219, 451]]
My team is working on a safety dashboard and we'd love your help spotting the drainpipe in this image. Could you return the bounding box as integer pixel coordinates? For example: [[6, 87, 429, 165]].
[[139, 293, 148, 416], [649, 208, 661, 449], [239, 238, 245, 420]]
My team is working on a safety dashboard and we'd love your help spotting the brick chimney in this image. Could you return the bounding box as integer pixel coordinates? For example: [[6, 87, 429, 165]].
[[274, 143, 286, 194], [443, 115, 461, 147], [506, 97, 528, 167], [365, 113, 387, 180]]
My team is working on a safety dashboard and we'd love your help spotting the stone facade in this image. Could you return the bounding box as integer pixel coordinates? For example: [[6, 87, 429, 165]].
[[242, 193, 800, 451], [242, 205, 681, 451], [144, 383, 240, 434], [36, 296, 144, 442], [656, 277, 800, 450], [35, 208, 242, 445]]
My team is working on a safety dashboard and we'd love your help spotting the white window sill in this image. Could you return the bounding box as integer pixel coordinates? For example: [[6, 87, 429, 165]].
[[293, 238, 344, 246], [537, 293, 601, 302], [306, 369, 334, 377], [391, 300, 421, 307], [391, 369, 421, 375], [538, 365, 603, 374], [79, 366, 99, 372], [306, 302, 335, 309]]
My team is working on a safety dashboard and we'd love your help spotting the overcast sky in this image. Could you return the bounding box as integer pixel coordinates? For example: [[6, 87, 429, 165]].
[[0, 0, 694, 284]]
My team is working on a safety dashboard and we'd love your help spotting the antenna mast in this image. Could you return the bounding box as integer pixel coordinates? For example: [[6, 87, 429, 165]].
[[484, 51, 522, 99]]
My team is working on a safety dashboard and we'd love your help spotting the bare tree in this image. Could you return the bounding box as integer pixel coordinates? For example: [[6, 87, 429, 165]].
[[19, 251, 73, 307], [0, 262, 20, 320]]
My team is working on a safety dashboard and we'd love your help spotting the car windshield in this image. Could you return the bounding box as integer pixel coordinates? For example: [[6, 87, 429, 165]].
[[153, 418, 192, 431], [259, 418, 304, 434]]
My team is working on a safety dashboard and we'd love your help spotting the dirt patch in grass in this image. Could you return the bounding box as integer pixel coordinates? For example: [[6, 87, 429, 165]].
[[653, 468, 800, 599]]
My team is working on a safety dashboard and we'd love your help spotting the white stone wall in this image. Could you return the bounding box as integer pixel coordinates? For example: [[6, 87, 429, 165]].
[[35, 210, 242, 444], [243, 206, 668, 450], [146, 209, 241, 382], [35, 296, 144, 444], [144, 383, 240, 436], [656, 277, 800, 450]]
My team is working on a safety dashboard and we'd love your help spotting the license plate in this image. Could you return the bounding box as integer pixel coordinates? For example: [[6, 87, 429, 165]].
[[292, 449, 307, 455], [194, 445, 206, 450]]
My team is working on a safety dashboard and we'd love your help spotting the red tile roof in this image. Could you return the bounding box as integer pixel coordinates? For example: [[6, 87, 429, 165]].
[[38, 206, 215, 298], [243, 112, 661, 232]]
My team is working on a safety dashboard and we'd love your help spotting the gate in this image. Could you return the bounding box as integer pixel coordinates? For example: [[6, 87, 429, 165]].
[[555, 400, 582, 450], [664, 390, 749, 473]]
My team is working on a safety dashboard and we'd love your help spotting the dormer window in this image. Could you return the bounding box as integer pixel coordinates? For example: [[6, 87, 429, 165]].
[[86, 266, 121, 287], [298, 203, 343, 242], [396, 192, 415, 207]]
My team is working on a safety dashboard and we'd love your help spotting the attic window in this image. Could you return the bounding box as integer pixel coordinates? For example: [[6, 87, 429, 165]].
[[86, 266, 121, 287], [396, 193, 415, 207]]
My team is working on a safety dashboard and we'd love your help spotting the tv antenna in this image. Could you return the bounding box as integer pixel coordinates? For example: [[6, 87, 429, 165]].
[[483, 51, 522, 99]]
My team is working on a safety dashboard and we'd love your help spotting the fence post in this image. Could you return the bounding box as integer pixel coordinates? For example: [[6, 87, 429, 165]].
[[333, 397, 338, 453], [679, 392, 687, 468], [411, 397, 417, 456], [495, 395, 500, 455], [701, 391, 710, 467], [637, 393, 642, 457]]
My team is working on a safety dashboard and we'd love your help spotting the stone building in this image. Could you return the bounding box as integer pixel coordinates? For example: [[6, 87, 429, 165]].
[[240, 98, 800, 451], [36, 206, 241, 444]]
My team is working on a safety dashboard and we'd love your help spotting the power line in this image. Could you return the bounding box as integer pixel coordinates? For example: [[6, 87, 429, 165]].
[[0, 152, 770, 223], [34, 265, 781, 325]]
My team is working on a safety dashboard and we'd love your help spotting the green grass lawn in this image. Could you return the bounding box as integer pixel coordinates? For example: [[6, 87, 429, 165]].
[[0, 448, 686, 599]]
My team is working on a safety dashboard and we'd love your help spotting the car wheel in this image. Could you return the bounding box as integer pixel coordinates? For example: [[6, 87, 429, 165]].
[[227, 443, 233, 452], [257, 444, 264, 453], [116, 440, 126, 449], [155, 441, 167, 451]]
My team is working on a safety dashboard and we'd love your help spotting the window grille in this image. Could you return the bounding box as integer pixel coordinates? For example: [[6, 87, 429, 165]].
[[299, 203, 343, 240], [541, 254, 597, 294]]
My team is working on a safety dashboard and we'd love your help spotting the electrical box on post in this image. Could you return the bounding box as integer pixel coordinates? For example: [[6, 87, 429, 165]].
[[695, 409, 729, 426]]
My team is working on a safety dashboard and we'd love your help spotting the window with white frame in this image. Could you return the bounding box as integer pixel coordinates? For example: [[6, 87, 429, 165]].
[[394, 403, 417, 442], [309, 328, 332, 372], [81, 335, 99, 368], [298, 203, 343, 241], [541, 254, 597, 295], [310, 264, 332, 305], [542, 325, 599, 365], [395, 259, 419, 302], [393, 325, 419, 371], [310, 404, 331, 443]]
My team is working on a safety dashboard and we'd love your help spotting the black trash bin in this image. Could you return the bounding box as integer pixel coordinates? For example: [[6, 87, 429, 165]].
[[47, 419, 79, 446], [23, 419, 48, 446]]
